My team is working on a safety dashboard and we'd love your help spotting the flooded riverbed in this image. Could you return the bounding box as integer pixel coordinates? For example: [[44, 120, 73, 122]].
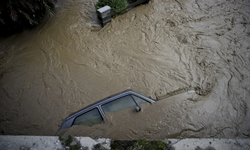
[[0, 0, 250, 139]]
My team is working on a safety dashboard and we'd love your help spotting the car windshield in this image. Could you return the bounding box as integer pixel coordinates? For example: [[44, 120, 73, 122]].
[[72, 95, 149, 127], [73, 108, 103, 127], [102, 95, 140, 113], [132, 95, 147, 105]]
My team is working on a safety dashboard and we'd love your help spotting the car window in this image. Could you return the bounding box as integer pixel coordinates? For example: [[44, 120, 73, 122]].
[[131, 95, 147, 105], [102, 95, 137, 113], [73, 108, 103, 127]]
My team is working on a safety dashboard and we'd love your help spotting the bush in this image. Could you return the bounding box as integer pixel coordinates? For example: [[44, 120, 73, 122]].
[[0, 0, 56, 37], [111, 139, 169, 150], [95, 0, 127, 13]]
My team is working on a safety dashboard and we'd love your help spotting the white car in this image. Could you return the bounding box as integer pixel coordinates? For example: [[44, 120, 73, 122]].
[[57, 90, 155, 134]]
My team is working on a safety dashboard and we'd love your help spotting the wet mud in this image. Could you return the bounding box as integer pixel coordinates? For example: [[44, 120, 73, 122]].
[[0, 0, 250, 139]]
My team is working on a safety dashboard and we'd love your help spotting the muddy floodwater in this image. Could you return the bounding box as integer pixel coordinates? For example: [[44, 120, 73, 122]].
[[0, 0, 250, 139]]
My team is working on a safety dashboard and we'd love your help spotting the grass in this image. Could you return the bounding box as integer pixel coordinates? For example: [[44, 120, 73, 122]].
[[95, 0, 127, 13], [59, 136, 169, 150], [59, 135, 81, 150], [111, 139, 169, 150]]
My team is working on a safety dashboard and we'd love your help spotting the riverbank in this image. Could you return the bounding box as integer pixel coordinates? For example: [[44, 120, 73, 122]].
[[0, 136, 250, 150]]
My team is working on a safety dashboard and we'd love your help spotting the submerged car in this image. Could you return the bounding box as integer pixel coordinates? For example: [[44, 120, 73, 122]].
[[57, 89, 197, 136], [57, 90, 156, 134]]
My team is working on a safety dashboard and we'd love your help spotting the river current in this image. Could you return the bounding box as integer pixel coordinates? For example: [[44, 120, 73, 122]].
[[0, 0, 250, 139]]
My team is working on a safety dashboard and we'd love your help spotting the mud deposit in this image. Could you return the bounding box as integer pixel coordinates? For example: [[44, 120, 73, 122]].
[[0, 0, 250, 139]]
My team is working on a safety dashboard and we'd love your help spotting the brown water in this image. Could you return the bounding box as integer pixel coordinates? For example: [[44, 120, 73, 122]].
[[0, 0, 250, 139]]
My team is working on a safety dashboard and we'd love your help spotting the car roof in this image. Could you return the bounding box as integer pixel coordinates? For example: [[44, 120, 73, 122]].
[[64, 90, 155, 121]]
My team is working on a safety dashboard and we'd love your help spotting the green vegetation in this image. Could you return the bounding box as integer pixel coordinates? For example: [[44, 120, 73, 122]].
[[0, 0, 56, 37], [111, 139, 169, 150], [93, 143, 109, 150], [65, 136, 73, 146], [59, 136, 169, 150], [59, 135, 81, 150], [95, 0, 127, 13]]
